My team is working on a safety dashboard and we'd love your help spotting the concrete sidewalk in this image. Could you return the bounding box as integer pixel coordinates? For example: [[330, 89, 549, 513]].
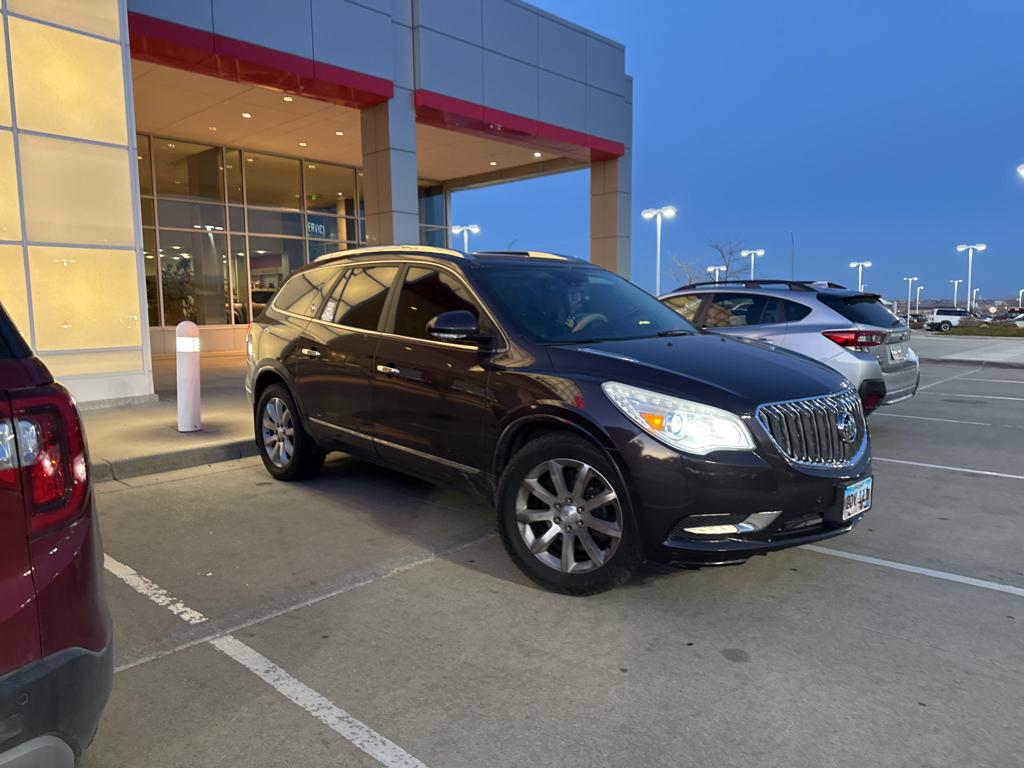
[[83, 353, 254, 482], [909, 332, 1024, 368]]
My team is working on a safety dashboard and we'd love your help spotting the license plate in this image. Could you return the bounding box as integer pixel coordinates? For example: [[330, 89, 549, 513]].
[[842, 477, 872, 520], [889, 345, 905, 362]]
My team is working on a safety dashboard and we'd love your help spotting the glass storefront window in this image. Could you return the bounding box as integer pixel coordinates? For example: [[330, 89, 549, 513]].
[[305, 162, 356, 216], [137, 135, 152, 196], [419, 185, 445, 228], [248, 208, 303, 237], [244, 152, 301, 208], [248, 236, 304, 313], [229, 235, 250, 324], [158, 229, 229, 326], [419, 227, 447, 249], [154, 140, 224, 201], [225, 149, 243, 204], [137, 134, 367, 327], [143, 228, 158, 328]]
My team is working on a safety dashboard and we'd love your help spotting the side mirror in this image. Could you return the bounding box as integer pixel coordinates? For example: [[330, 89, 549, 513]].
[[426, 310, 488, 343]]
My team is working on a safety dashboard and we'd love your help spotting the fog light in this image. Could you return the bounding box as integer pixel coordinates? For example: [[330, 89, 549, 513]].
[[683, 510, 781, 536]]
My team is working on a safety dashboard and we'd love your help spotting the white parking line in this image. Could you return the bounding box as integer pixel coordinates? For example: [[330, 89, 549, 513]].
[[916, 367, 981, 391], [107, 554, 433, 767], [873, 413, 990, 427], [213, 636, 429, 768], [919, 391, 1024, 402], [803, 546, 1024, 599], [875, 456, 1024, 481], [960, 377, 1024, 385], [104, 555, 208, 625]]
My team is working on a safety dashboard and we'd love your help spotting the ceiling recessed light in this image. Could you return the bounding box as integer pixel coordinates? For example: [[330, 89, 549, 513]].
[[337, 192, 344, 197], [241, 112, 252, 119], [533, 151, 542, 158], [298, 141, 308, 147], [335, 130, 344, 136], [145, 254, 154, 260], [489, 161, 498, 166], [208, 126, 217, 131], [235, 251, 244, 256], [166, 143, 176, 148], [246, 157, 254, 162], [282, 96, 294, 102], [307, 164, 316, 169], [171, 245, 181, 250], [137, 154, 142, 160], [255, 249, 267, 254]]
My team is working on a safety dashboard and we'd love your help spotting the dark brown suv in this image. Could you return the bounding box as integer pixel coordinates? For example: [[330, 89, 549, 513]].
[[245, 247, 873, 595]]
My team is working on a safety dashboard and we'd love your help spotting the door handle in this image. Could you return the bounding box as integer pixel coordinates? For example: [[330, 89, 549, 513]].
[[301, 347, 321, 359], [375, 364, 400, 376]]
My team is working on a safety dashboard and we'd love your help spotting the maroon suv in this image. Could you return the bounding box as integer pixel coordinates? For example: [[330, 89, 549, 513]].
[[0, 304, 111, 766]]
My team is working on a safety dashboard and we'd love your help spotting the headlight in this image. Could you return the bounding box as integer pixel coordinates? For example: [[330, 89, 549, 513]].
[[602, 381, 755, 455]]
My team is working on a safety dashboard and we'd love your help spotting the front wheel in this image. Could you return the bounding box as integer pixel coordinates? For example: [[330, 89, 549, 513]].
[[939, 321, 951, 332], [255, 384, 325, 480], [497, 433, 639, 595]]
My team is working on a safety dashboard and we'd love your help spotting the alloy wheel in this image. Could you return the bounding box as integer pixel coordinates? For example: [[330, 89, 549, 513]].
[[262, 397, 295, 468], [515, 458, 623, 574]]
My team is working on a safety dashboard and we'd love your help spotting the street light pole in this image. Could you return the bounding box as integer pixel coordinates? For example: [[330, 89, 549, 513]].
[[902, 276, 918, 325], [849, 260, 872, 292], [972, 287, 981, 312], [706, 265, 726, 284], [949, 279, 962, 309], [915, 285, 924, 315], [955, 243, 987, 312], [451, 224, 480, 252], [1019, 288, 1024, 307], [641, 205, 677, 296], [739, 248, 765, 280]]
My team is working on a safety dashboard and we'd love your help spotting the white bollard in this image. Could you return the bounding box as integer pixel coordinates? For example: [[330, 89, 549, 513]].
[[175, 321, 201, 432]]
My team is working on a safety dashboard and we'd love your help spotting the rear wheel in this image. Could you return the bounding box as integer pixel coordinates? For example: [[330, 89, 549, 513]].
[[497, 433, 639, 595], [939, 321, 951, 332], [255, 384, 325, 480]]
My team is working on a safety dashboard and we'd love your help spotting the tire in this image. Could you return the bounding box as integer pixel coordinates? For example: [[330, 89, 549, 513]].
[[255, 384, 325, 481], [496, 432, 639, 595], [939, 321, 951, 332]]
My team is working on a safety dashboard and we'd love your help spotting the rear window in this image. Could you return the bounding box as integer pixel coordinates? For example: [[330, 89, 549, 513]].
[[818, 294, 901, 328], [272, 265, 341, 318], [0, 305, 29, 360]]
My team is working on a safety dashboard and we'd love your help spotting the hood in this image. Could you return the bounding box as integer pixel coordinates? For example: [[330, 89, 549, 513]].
[[546, 333, 849, 413]]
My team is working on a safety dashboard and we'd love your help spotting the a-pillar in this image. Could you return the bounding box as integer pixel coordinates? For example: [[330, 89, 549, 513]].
[[360, 77, 419, 244]]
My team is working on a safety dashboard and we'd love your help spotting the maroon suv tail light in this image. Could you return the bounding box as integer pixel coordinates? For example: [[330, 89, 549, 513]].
[[11, 384, 89, 538], [822, 330, 886, 350], [0, 399, 19, 491]]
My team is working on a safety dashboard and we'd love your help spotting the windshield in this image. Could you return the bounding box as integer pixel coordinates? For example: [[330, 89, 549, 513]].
[[474, 265, 695, 343]]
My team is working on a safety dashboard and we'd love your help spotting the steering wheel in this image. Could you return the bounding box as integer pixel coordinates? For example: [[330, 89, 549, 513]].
[[572, 313, 609, 334]]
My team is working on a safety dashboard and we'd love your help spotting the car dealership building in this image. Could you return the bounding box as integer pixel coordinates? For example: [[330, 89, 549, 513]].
[[0, 0, 632, 404]]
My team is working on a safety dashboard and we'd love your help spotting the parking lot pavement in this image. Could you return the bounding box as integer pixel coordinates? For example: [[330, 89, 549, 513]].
[[82, 362, 1024, 768]]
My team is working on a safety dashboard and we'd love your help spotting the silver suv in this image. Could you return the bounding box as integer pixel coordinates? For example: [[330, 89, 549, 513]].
[[660, 280, 920, 411]]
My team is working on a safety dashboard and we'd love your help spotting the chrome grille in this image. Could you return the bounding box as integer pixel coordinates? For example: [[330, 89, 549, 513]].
[[755, 389, 865, 467]]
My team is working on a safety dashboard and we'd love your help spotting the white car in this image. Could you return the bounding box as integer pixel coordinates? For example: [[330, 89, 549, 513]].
[[925, 308, 989, 332]]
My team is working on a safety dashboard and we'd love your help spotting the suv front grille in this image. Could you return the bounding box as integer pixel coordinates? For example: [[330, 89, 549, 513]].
[[756, 389, 866, 468]]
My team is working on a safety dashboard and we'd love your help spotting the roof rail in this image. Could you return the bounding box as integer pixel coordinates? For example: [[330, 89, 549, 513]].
[[473, 250, 581, 262], [673, 279, 848, 292]]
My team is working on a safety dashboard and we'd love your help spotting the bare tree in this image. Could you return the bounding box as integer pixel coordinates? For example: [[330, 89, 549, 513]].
[[670, 240, 744, 287]]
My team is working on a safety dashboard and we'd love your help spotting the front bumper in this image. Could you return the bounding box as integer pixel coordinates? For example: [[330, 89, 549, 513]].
[[610, 423, 872, 567], [0, 641, 113, 765]]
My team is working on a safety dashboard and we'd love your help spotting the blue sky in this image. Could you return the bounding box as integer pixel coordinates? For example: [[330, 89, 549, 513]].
[[451, 1, 1024, 304]]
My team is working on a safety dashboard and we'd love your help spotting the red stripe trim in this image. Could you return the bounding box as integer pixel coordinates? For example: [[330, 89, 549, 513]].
[[415, 89, 625, 162], [127, 12, 393, 110]]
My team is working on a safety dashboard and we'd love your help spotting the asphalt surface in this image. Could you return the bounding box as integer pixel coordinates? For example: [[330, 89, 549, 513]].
[[82, 362, 1024, 768]]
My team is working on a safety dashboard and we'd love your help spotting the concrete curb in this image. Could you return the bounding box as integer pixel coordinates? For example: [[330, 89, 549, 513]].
[[92, 439, 259, 483], [919, 357, 1024, 370]]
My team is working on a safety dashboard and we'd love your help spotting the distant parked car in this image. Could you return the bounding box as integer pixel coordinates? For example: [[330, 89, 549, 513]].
[[660, 280, 919, 411], [908, 313, 928, 329], [999, 313, 1024, 329], [0, 304, 112, 766], [925, 308, 990, 332]]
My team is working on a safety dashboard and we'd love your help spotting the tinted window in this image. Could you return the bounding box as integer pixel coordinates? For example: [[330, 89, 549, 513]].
[[818, 294, 902, 328], [663, 294, 704, 321], [475, 265, 694, 343], [322, 266, 398, 330], [704, 293, 784, 328], [782, 300, 812, 322], [394, 267, 481, 342], [273, 265, 340, 317]]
